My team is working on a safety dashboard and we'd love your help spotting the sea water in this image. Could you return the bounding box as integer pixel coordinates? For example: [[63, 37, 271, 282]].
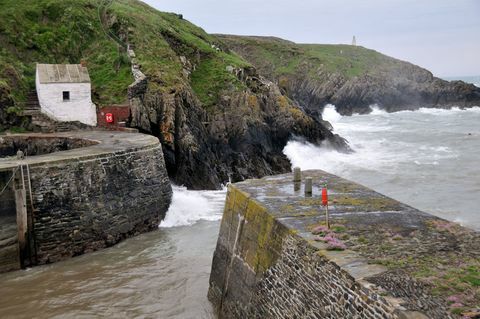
[[0, 186, 226, 319]]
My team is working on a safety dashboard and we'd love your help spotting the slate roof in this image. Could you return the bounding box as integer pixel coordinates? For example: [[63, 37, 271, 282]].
[[36, 64, 91, 84]]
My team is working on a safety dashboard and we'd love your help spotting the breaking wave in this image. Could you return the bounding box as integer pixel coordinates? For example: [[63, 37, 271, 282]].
[[159, 186, 226, 228]]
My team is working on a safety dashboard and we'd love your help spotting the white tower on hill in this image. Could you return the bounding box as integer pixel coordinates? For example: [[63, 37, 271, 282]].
[[352, 36, 357, 46]]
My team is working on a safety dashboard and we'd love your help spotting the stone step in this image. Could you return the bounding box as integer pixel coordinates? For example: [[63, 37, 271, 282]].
[[25, 104, 40, 109], [25, 91, 40, 109], [23, 109, 40, 116]]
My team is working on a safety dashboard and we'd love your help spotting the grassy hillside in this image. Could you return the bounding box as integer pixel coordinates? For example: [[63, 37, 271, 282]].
[[109, 0, 250, 106], [0, 0, 132, 106], [215, 35, 427, 82], [217, 35, 480, 115], [0, 0, 250, 112]]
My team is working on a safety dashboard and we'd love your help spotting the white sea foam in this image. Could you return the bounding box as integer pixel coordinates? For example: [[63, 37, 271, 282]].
[[369, 105, 388, 115], [159, 186, 226, 228], [322, 104, 342, 125], [416, 106, 480, 115]]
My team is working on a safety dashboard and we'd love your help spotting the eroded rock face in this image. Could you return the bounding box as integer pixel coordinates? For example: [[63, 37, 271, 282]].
[[329, 73, 480, 115], [129, 67, 347, 189], [101, 8, 349, 190], [217, 35, 480, 116]]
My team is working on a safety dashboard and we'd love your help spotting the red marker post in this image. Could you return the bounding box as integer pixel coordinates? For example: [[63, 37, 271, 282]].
[[322, 185, 330, 229]]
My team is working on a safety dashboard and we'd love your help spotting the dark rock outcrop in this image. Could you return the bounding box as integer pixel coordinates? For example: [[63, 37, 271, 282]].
[[130, 65, 347, 189], [217, 35, 480, 116], [106, 6, 349, 190]]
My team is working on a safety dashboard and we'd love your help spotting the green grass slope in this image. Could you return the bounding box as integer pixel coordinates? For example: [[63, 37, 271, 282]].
[[215, 35, 410, 80], [109, 0, 250, 106], [217, 35, 480, 114], [0, 0, 132, 106], [0, 0, 250, 116]]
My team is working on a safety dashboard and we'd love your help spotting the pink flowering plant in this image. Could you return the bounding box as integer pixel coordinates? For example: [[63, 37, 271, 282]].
[[311, 225, 330, 236], [311, 225, 347, 251]]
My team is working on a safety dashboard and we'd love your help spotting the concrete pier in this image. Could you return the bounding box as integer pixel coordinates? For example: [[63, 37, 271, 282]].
[[209, 170, 479, 319]]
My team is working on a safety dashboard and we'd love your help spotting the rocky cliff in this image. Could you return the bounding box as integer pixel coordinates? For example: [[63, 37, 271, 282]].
[[0, 0, 346, 189], [216, 35, 480, 116]]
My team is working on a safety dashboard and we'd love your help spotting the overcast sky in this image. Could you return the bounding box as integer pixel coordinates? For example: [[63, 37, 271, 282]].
[[142, 0, 480, 77]]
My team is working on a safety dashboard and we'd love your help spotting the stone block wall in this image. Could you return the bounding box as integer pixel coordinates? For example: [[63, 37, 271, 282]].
[[208, 171, 478, 318], [29, 143, 172, 264], [209, 186, 400, 318], [0, 136, 97, 157], [0, 170, 19, 273], [0, 131, 172, 268]]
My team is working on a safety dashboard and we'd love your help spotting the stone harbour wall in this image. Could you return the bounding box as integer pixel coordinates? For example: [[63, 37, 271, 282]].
[[208, 185, 401, 319], [30, 144, 171, 264], [209, 171, 479, 318], [0, 171, 19, 273], [0, 131, 172, 267]]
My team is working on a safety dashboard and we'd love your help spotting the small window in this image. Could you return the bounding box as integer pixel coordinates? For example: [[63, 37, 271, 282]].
[[62, 91, 70, 101]]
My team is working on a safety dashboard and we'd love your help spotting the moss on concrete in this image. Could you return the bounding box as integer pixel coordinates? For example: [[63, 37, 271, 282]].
[[332, 195, 401, 211], [227, 186, 290, 274]]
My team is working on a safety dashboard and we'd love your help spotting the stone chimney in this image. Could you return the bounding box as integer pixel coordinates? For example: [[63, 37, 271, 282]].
[[80, 59, 87, 67]]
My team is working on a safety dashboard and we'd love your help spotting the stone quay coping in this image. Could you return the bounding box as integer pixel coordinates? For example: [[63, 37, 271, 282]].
[[223, 170, 479, 318], [0, 131, 161, 170]]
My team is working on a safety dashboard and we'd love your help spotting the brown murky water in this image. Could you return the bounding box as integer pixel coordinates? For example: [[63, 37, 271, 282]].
[[0, 220, 220, 319]]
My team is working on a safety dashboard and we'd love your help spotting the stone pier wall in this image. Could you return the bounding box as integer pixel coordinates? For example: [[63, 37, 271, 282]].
[[209, 171, 479, 319], [0, 171, 19, 272], [0, 131, 172, 268], [30, 144, 171, 264]]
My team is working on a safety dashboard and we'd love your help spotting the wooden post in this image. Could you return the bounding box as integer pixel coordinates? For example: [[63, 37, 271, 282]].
[[293, 167, 302, 192], [293, 167, 301, 182], [304, 177, 312, 197], [326, 204, 330, 229], [15, 189, 27, 268]]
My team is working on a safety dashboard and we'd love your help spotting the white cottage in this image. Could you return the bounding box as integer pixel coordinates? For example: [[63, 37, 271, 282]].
[[35, 64, 97, 126]]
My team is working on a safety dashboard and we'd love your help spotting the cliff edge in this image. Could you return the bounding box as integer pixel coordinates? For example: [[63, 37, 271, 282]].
[[216, 35, 480, 117]]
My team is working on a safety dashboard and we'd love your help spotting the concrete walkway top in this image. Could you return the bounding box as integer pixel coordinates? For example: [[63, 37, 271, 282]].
[[0, 131, 160, 170]]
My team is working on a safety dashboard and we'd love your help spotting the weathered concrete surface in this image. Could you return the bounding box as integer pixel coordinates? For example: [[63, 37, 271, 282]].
[[0, 131, 172, 268], [0, 135, 97, 158], [209, 170, 479, 318]]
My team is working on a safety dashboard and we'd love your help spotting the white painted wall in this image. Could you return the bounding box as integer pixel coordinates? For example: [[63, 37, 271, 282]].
[[36, 70, 97, 126]]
